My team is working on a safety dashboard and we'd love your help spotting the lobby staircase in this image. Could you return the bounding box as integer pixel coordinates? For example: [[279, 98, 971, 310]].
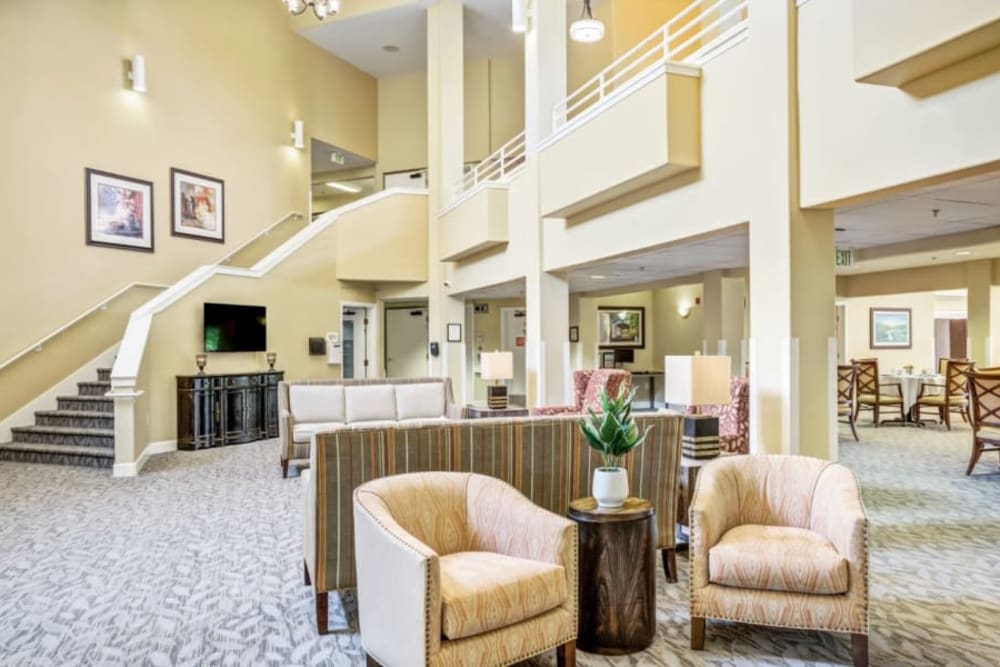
[[0, 367, 114, 468]]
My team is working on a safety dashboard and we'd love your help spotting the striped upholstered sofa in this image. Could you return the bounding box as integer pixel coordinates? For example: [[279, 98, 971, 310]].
[[302, 412, 683, 634]]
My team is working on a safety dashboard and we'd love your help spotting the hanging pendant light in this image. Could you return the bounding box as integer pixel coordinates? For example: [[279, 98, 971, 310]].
[[283, 0, 340, 21], [570, 0, 604, 43]]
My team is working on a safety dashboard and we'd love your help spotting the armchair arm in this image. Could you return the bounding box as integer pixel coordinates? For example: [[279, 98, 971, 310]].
[[445, 403, 464, 420], [353, 490, 442, 664], [465, 477, 577, 605], [810, 465, 868, 570], [688, 461, 742, 589]]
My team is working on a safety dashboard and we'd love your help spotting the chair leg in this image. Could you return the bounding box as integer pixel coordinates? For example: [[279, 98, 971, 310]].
[[661, 548, 678, 583], [303, 559, 311, 586], [873, 404, 879, 427], [961, 407, 969, 424], [691, 616, 706, 650], [944, 407, 952, 431], [556, 639, 576, 667], [851, 633, 869, 667], [282, 459, 289, 478], [316, 591, 329, 635], [849, 413, 859, 441], [966, 440, 983, 476]]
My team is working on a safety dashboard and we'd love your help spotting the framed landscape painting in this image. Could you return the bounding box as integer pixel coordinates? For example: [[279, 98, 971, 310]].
[[171, 168, 224, 243], [870, 307, 911, 349], [597, 306, 645, 349], [85, 168, 154, 252]]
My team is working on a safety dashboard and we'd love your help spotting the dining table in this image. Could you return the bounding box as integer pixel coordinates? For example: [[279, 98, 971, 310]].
[[879, 372, 945, 422]]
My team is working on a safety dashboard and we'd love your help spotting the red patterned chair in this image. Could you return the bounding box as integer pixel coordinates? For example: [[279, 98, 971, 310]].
[[531, 369, 632, 416], [688, 376, 749, 454]]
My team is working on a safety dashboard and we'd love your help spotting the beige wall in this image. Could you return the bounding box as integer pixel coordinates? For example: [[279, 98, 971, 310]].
[[798, 0, 1000, 207], [852, 0, 1000, 83], [335, 194, 428, 282], [377, 55, 525, 180], [137, 220, 376, 448], [0, 0, 377, 361], [651, 283, 706, 360], [842, 292, 937, 370]]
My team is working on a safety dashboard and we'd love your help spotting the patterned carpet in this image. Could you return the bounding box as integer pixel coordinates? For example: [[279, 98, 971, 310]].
[[1, 422, 998, 666]]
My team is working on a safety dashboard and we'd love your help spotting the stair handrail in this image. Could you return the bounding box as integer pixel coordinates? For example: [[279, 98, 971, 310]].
[[0, 282, 169, 374], [110, 188, 427, 388], [450, 130, 527, 204], [217, 211, 304, 265], [552, 0, 748, 130]]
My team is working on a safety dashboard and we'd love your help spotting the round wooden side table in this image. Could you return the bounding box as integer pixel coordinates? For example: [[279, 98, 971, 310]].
[[568, 496, 656, 654]]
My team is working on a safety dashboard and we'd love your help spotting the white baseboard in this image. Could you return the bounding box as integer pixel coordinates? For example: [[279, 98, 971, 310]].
[[0, 344, 119, 442], [113, 439, 176, 478]]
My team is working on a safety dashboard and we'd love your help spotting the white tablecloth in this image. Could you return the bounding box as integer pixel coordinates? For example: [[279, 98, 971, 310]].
[[879, 374, 945, 412]]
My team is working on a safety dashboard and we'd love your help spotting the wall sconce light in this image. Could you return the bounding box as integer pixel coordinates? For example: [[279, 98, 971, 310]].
[[291, 120, 305, 150], [678, 303, 692, 319], [511, 0, 529, 33], [129, 55, 147, 92]]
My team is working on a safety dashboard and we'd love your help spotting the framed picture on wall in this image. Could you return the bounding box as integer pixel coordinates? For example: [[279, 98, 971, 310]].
[[569, 326, 579, 343], [870, 307, 911, 349], [447, 323, 462, 343], [85, 168, 154, 252], [597, 306, 645, 348], [171, 168, 225, 243]]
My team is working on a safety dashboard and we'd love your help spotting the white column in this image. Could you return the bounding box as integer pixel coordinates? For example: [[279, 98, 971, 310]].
[[426, 0, 466, 396]]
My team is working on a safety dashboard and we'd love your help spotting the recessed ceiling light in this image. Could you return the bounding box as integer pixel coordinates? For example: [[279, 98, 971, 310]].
[[590, 274, 606, 280], [382, 45, 400, 53], [955, 250, 972, 256], [326, 181, 362, 193]]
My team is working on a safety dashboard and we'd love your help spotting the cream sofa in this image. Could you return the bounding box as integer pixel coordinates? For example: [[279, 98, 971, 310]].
[[277, 377, 462, 477], [354, 472, 578, 667]]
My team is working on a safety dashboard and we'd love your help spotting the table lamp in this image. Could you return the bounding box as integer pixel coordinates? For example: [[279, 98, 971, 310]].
[[481, 351, 514, 409], [664, 355, 732, 459]]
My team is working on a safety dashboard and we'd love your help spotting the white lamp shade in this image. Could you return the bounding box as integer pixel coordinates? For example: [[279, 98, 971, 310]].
[[481, 351, 514, 381], [664, 355, 731, 406]]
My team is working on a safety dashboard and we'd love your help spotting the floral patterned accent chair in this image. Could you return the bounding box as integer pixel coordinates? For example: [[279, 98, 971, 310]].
[[689, 455, 869, 667], [531, 369, 632, 416], [685, 376, 749, 453], [353, 472, 578, 667]]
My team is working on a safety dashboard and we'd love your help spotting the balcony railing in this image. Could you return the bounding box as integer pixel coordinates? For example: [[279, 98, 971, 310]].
[[553, 0, 748, 131], [452, 130, 526, 203]]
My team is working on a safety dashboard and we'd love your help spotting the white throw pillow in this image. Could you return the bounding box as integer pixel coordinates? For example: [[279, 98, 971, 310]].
[[345, 384, 397, 423], [395, 382, 447, 421], [289, 385, 345, 423]]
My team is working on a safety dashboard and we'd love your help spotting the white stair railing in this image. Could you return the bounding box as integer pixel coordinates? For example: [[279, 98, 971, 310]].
[[553, 0, 749, 130], [451, 130, 526, 203]]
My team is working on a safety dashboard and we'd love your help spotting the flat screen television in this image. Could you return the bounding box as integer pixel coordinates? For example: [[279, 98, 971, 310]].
[[203, 303, 266, 352]]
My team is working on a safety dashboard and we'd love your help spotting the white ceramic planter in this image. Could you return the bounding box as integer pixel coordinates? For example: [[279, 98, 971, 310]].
[[592, 467, 628, 508]]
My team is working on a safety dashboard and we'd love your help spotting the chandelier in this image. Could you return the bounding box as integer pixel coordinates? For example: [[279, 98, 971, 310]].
[[283, 0, 340, 21], [570, 0, 604, 43]]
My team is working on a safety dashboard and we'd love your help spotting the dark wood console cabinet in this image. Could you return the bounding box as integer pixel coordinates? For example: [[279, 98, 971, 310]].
[[176, 371, 283, 450]]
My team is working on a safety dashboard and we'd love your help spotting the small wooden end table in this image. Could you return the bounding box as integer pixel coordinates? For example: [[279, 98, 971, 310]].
[[464, 403, 529, 419], [568, 497, 656, 655]]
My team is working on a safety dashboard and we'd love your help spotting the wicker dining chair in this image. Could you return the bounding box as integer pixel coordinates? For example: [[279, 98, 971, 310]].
[[837, 364, 859, 441], [965, 372, 1000, 475], [852, 358, 905, 426], [914, 359, 973, 430]]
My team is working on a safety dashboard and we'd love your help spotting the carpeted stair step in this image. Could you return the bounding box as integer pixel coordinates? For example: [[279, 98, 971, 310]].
[[34, 410, 114, 430], [97, 368, 111, 382], [77, 381, 111, 397], [9, 425, 113, 448], [57, 395, 113, 413], [0, 441, 114, 469]]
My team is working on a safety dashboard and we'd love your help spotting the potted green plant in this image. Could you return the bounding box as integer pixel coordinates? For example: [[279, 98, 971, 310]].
[[580, 384, 651, 508]]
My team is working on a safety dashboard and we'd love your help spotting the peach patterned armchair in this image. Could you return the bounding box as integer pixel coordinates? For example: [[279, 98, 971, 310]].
[[353, 472, 578, 667], [689, 455, 869, 667], [531, 369, 632, 416]]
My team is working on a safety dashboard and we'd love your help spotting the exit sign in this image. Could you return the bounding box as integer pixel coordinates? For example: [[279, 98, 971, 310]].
[[835, 248, 853, 267]]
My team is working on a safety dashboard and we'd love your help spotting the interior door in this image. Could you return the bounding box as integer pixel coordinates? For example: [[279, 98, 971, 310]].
[[386, 307, 428, 378], [342, 306, 371, 379]]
